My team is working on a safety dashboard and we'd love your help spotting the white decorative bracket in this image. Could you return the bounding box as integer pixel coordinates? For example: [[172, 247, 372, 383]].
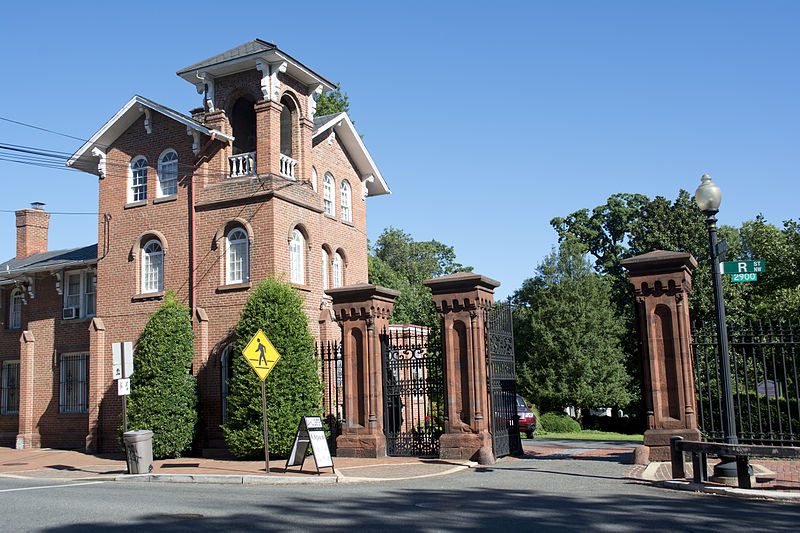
[[187, 127, 201, 155], [308, 84, 323, 119], [256, 59, 288, 102], [201, 71, 215, 112], [55, 271, 63, 295], [362, 175, 374, 200], [138, 105, 152, 134], [91, 147, 106, 179], [23, 277, 34, 300], [328, 130, 336, 146]]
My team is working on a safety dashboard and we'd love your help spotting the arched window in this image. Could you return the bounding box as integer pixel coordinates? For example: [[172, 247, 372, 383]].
[[321, 247, 329, 291], [333, 252, 344, 288], [340, 180, 352, 222], [311, 166, 318, 192], [220, 345, 234, 424], [323, 173, 335, 217], [226, 228, 249, 284], [280, 103, 293, 157], [158, 150, 178, 197], [8, 288, 23, 329], [130, 157, 148, 202], [141, 239, 164, 293], [290, 229, 305, 284]]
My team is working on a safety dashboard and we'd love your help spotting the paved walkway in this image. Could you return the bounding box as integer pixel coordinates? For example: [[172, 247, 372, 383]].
[[2, 440, 799, 500]]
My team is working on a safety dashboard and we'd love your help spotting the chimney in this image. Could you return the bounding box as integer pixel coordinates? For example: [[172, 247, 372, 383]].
[[16, 203, 50, 258]]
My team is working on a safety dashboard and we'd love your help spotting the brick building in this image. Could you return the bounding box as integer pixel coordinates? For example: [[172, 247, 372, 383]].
[[0, 40, 389, 453]]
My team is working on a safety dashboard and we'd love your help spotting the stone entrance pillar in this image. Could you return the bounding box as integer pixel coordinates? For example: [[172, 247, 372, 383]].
[[326, 284, 400, 458], [423, 273, 499, 464], [621, 251, 701, 461]]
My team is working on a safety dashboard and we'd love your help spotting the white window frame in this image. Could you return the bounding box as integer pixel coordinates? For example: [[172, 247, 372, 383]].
[[63, 270, 96, 319], [1, 359, 20, 415], [129, 156, 148, 203], [226, 228, 249, 284], [321, 248, 329, 291], [59, 352, 88, 414], [323, 173, 335, 217], [8, 289, 22, 330], [157, 149, 178, 198], [141, 239, 164, 294], [340, 180, 352, 223], [290, 229, 305, 284], [311, 166, 318, 192], [333, 252, 343, 289]]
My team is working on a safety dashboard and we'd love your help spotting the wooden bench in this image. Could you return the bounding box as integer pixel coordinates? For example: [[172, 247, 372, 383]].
[[670, 436, 800, 489]]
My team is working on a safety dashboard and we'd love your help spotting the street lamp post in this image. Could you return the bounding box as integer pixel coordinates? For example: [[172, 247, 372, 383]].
[[694, 174, 743, 481]]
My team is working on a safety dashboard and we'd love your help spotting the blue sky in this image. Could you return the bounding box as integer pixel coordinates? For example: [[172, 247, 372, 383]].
[[1, 1, 797, 299]]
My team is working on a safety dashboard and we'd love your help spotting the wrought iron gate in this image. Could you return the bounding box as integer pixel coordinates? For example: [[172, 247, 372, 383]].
[[487, 300, 522, 457], [381, 326, 444, 456]]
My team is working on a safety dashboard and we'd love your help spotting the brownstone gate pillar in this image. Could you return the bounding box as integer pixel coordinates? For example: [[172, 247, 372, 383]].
[[621, 251, 701, 461], [424, 273, 499, 464], [327, 284, 400, 458]]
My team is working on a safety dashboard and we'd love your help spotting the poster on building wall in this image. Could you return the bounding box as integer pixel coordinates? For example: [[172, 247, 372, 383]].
[[285, 416, 334, 473]]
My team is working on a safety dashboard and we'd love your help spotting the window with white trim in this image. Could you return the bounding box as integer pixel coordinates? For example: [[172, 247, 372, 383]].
[[8, 289, 22, 329], [60, 353, 88, 414], [63, 271, 96, 319], [341, 180, 352, 222], [311, 166, 318, 192], [333, 252, 344, 288], [1, 360, 20, 415], [321, 248, 329, 291], [323, 173, 335, 216], [130, 157, 148, 203], [290, 229, 305, 284], [142, 239, 164, 293], [226, 228, 249, 284], [157, 150, 178, 197]]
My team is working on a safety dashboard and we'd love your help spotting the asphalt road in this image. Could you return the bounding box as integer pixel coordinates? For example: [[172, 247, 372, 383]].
[[1, 448, 796, 532]]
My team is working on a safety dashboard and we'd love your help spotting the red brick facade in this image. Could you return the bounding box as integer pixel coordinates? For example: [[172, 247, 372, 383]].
[[0, 42, 384, 452]]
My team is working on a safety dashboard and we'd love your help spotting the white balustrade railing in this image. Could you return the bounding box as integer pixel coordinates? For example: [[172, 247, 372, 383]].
[[229, 152, 256, 178], [280, 153, 298, 179]]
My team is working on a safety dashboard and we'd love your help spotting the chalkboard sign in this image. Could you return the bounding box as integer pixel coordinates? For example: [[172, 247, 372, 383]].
[[285, 416, 334, 473]]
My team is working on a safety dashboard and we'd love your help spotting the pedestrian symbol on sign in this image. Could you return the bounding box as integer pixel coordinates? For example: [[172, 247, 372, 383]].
[[242, 329, 281, 381]]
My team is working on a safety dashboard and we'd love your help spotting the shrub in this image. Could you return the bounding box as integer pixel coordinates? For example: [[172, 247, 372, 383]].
[[222, 277, 322, 458], [126, 293, 197, 459], [540, 412, 581, 433]]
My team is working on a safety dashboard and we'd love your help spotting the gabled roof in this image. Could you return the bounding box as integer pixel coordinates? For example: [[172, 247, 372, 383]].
[[0, 244, 97, 283], [176, 39, 335, 93], [313, 113, 390, 197], [67, 95, 233, 175]]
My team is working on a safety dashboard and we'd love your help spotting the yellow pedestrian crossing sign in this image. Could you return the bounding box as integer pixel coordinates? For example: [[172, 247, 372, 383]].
[[242, 329, 281, 381]]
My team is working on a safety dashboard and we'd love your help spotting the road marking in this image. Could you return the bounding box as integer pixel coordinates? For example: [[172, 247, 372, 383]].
[[0, 481, 104, 493]]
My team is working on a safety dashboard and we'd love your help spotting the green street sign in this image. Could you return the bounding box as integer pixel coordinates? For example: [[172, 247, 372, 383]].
[[721, 260, 766, 274], [731, 273, 757, 282]]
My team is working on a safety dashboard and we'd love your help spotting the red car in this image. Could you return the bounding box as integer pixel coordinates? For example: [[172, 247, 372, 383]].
[[517, 395, 537, 439]]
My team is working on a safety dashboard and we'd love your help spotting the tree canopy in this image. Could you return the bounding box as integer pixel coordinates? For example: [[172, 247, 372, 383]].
[[369, 227, 471, 327], [315, 84, 350, 117]]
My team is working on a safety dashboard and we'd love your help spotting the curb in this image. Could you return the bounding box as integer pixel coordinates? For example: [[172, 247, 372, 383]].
[[116, 473, 338, 485], [660, 479, 800, 502]]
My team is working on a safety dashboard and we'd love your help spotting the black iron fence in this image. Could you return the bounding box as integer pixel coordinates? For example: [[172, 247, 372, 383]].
[[318, 341, 343, 451], [693, 319, 800, 446]]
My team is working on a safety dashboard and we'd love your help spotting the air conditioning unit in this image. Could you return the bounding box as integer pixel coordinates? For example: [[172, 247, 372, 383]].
[[62, 307, 78, 320]]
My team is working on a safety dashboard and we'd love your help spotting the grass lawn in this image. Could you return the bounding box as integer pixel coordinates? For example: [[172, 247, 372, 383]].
[[534, 430, 643, 442]]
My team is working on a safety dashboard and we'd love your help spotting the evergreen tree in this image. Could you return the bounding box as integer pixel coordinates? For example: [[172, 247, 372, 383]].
[[222, 277, 322, 458], [315, 84, 350, 116], [127, 293, 197, 459], [513, 240, 632, 414]]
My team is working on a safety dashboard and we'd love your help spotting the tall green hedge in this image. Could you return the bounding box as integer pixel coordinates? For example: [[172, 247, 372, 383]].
[[127, 293, 197, 458], [222, 277, 322, 458]]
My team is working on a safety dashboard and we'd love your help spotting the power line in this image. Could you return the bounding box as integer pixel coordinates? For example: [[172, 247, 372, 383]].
[[0, 116, 87, 142]]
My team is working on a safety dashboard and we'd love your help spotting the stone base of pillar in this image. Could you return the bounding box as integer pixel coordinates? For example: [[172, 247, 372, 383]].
[[15, 433, 40, 449], [440, 431, 494, 464], [335, 434, 387, 458], [643, 428, 701, 461]]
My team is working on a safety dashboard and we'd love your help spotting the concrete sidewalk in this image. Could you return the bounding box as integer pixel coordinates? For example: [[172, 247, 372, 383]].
[[0, 446, 474, 485]]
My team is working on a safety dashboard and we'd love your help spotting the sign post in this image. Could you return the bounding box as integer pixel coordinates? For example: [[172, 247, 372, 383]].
[[112, 342, 134, 433], [242, 329, 281, 474]]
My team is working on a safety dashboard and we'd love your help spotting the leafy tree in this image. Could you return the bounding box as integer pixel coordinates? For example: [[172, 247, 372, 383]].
[[127, 293, 197, 459], [222, 277, 322, 458], [315, 83, 350, 117], [512, 240, 632, 414], [369, 227, 471, 327]]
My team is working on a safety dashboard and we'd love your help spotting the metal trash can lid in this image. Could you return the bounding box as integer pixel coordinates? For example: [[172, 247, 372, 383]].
[[122, 429, 153, 442]]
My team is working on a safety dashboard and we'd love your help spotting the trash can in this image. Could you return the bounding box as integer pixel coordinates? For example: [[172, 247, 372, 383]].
[[123, 430, 153, 474]]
